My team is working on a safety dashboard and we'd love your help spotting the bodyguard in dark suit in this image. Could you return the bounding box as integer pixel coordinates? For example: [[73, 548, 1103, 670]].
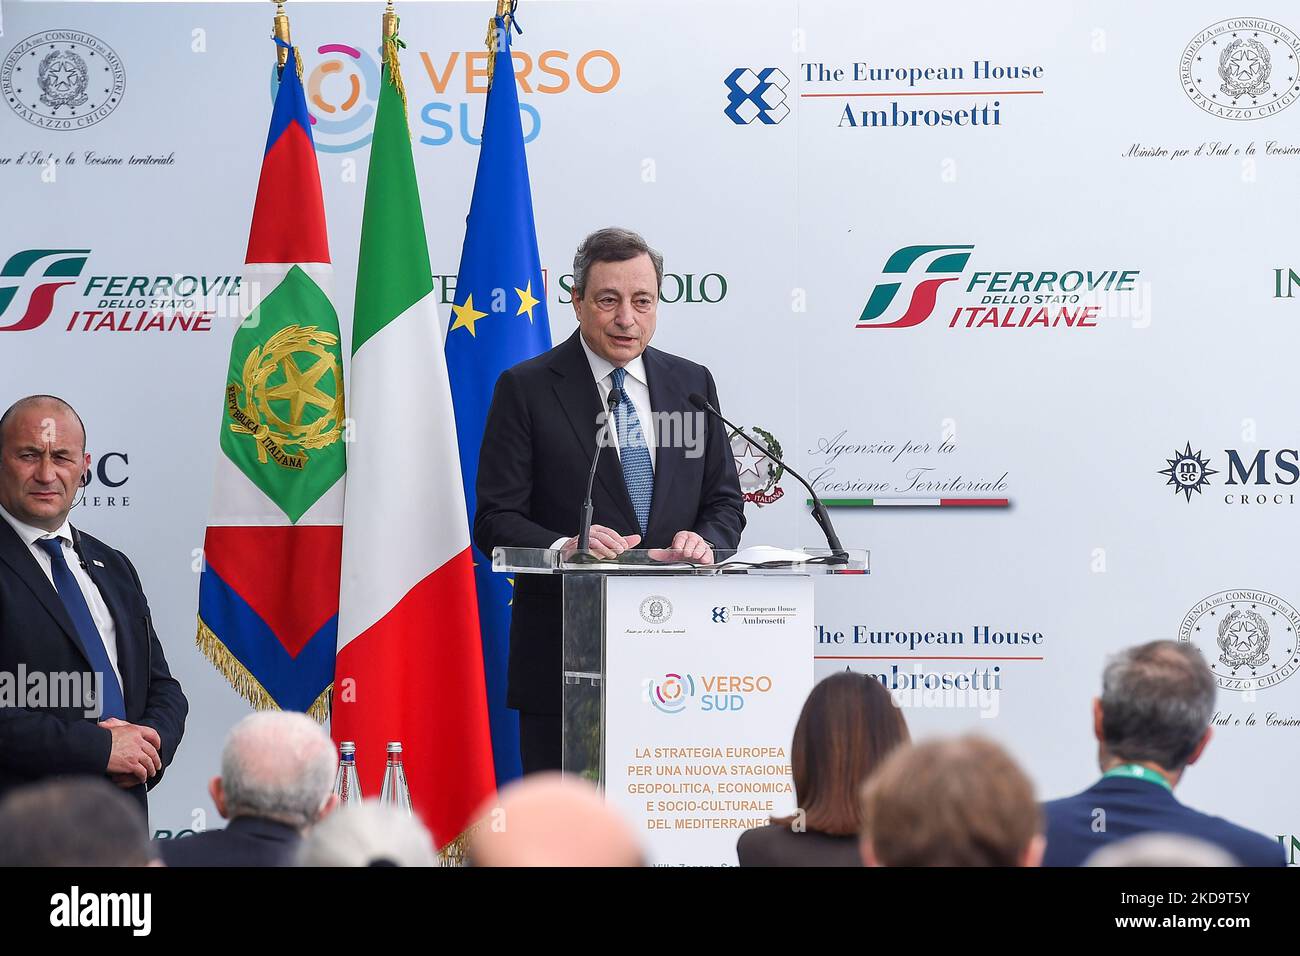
[[0, 395, 187, 820], [474, 228, 745, 773], [1042, 640, 1284, 866]]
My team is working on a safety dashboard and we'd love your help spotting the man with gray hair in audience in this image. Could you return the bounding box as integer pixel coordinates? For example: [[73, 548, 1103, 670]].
[[158, 711, 338, 867], [1042, 639, 1284, 866]]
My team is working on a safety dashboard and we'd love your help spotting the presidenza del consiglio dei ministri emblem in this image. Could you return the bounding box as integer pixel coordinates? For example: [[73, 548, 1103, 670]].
[[1180, 18, 1300, 120], [1, 30, 126, 129], [1180, 590, 1300, 692]]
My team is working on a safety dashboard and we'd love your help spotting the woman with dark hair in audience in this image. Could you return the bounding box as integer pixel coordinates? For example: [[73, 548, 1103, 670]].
[[736, 671, 909, 866]]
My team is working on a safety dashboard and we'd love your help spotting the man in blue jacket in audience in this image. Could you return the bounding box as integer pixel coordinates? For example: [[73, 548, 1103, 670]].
[[1043, 640, 1284, 866]]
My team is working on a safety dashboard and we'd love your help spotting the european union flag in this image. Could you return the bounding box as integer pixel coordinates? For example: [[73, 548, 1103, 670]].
[[445, 12, 551, 786]]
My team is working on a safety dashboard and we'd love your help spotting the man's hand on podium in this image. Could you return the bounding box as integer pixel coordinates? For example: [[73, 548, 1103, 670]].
[[647, 531, 714, 565], [560, 525, 642, 560]]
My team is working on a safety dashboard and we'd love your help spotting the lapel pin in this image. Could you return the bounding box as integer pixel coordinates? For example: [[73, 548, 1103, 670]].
[[92, 559, 105, 568]]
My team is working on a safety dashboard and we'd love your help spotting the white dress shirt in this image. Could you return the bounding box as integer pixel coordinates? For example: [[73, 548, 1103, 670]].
[[552, 336, 658, 549], [0, 503, 123, 685]]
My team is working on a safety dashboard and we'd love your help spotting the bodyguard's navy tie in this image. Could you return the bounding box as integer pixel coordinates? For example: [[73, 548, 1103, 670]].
[[36, 537, 125, 720], [610, 367, 653, 535]]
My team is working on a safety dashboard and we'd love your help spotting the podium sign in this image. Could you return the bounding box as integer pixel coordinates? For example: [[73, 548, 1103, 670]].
[[602, 575, 813, 866]]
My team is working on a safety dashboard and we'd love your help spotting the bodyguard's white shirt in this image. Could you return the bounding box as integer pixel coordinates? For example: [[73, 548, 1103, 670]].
[[0, 503, 123, 685], [551, 336, 658, 548]]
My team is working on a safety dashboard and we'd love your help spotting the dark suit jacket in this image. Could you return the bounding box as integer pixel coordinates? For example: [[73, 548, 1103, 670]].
[[0, 518, 188, 819], [736, 825, 863, 867], [157, 815, 301, 867], [1043, 776, 1286, 867], [473, 330, 745, 713]]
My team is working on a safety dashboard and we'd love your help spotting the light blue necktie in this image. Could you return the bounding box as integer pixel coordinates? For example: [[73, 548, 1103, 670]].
[[610, 367, 653, 535], [36, 537, 125, 720]]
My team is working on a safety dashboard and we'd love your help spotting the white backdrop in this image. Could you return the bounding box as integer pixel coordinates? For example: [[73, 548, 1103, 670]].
[[0, 0, 1296, 860]]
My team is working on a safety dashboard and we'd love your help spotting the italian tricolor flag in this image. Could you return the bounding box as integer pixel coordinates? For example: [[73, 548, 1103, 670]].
[[331, 28, 496, 846]]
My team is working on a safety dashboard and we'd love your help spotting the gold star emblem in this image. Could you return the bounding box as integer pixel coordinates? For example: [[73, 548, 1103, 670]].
[[265, 352, 336, 426], [515, 281, 540, 323], [450, 294, 488, 337]]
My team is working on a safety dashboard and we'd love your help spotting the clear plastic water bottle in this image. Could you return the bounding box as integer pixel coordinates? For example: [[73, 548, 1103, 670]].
[[333, 741, 362, 804], [379, 741, 412, 815]]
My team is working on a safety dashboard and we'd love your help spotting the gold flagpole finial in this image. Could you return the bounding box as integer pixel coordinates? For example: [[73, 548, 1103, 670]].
[[383, 0, 399, 45], [487, 0, 513, 86], [272, 1, 291, 73], [381, 0, 409, 119]]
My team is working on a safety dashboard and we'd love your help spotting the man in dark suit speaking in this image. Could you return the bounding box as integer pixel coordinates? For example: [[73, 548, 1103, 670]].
[[0, 395, 187, 819], [474, 228, 745, 773]]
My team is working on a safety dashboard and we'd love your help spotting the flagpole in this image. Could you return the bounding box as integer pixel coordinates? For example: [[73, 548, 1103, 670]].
[[380, 0, 409, 118], [487, 0, 516, 87], [272, 1, 291, 76]]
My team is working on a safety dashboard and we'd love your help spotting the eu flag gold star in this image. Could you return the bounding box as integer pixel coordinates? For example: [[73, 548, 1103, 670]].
[[450, 294, 488, 336], [515, 281, 540, 323]]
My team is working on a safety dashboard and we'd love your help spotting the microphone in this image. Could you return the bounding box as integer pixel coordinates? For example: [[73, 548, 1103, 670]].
[[688, 392, 847, 560], [576, 388, 622, 557], [70, 525, 90, 571]]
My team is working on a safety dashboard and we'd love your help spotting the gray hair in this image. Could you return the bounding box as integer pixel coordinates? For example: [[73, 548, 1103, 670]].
[[1086, 832, 1238, 867], [572, 227, 664, 299], [0, 778, 152, 866], [1099, 640, 1216, 771], [221, 711, 337, 829], [296, 801, 439, 867]]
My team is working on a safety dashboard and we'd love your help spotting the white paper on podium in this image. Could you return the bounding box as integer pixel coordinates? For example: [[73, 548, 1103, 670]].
[[717, 545, 811, 566]]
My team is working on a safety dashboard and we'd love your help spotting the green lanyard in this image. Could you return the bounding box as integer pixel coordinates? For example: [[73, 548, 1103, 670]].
[[1103, 763, 1173, 793]]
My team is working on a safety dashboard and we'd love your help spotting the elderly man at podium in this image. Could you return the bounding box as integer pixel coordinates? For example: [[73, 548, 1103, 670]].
[[473, 227, 745, 774]]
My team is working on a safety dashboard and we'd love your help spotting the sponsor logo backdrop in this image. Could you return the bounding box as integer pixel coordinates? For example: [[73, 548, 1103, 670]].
[[1, 1, 1296, 859]]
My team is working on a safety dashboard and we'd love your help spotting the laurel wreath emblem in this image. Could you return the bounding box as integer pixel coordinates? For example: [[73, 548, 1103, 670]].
[[228, 325, 344, 467]]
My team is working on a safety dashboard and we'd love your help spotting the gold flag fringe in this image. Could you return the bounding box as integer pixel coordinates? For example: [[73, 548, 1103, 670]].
[[439, 821, 479, 867], [196, 616, 332, 724]]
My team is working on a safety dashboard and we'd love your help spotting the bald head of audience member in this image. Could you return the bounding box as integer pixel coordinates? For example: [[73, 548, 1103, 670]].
[[860, 736, 1044, 867], [298, 801, 440, 867], [212, 711, 338, 831], [0, 778, 154, 866], [469, 773, 642, 867]]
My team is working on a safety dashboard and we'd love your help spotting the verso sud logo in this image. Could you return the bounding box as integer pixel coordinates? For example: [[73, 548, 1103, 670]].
[[725, 67, 790, 125], [858, 244, 1141, 330], [273, 43, 380, 153], [286, 44, 620, 150], [1160, 443, 1299, 505], [2, 30, 125, 129], [644, 673, 773, 714]]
